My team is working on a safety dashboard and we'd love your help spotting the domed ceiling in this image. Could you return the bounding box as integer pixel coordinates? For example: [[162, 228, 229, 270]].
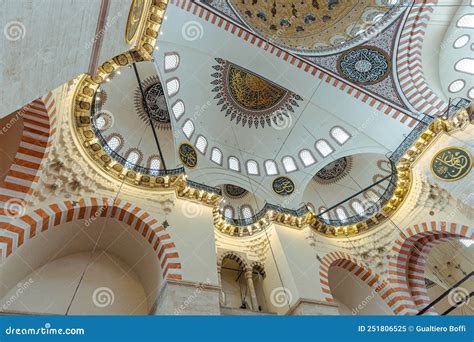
[[91, 61, 177, 176], [228, 0, 405, 54], [211, 58, 303, 128]]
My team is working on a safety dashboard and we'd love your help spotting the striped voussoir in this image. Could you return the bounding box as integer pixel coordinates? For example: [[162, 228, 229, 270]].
[[396, 0, 448, 116], [388, 221, 472, 315], [0, 94, 57, 254], [0, 198, 182, 280], [171, 0, 416, 128], [319, 251, 398, 314]]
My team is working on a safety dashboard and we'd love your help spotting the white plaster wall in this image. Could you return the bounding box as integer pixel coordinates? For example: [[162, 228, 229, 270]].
[[0, 217, 161, 310], [0, 0, 131, 117], [422, 0, 462, 102], [164, 199, 219, 285]]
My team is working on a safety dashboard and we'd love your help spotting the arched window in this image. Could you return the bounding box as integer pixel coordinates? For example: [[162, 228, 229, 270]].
[[172, 100, 185, 120], [95, 116, 106, 130], [330, 126, 351, 145], [365, 189, 380, 203], [182, 120, 194, 139], [164, 53, 180, 72], [223, 206, 234, 219], [372, 174, 387, 190], [315, 140, 334, 157], [350, 200, 365, 215], [106, 134, 122, 152], [246, 160, 259, 175], [264, 160, 278, 176], [211, 148, 223, 165], [166, 78, 180, 97], [125, 149, 142, 168], [148, 156, 161, 175], [319, 207, 329, 220], [336, 207, 348, 220], [228, 156, 240, 171], [195, 135, 208, 154], [299, 149, 316, 167], [282, 156, 297, 173], [241, 205, 253, 219]]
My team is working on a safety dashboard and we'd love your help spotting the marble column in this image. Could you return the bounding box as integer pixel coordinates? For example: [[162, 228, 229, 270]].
[[245, 270, 258, 311]]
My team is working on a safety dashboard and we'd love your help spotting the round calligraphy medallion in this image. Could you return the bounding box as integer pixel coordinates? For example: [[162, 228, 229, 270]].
[[272, 177, 295, 196], [179, 143, 198, 168], [431, 147, 472, 181]]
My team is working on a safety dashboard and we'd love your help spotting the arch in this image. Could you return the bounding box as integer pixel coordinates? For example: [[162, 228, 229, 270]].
[[223, 205, 234, 219], [315, 139, 334, 158], [124, 148, 144, 167], [250, 261, 266, 278], [388, 221, 473, 315], [105, 133, 123, 152], [330, 126, 351, 145], [0, 93, 57, 219], [0, 198, 182, 280], [319, 251, 397, 313], [264, 160, 278, 176], [240, 205, 253, 219], [218, 251, 249, 270], [396, 0, 448, 116]]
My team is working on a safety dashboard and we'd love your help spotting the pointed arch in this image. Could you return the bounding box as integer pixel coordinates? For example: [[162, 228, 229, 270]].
[[0, 197, 182, 280], [388, 221, 473, 315], [0, 92, 57, 220], [218, 251, 249, 270], [319, 251, 397, 314]]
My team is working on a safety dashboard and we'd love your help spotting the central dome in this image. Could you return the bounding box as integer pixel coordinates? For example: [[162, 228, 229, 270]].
[[228, 0, 403, 54]]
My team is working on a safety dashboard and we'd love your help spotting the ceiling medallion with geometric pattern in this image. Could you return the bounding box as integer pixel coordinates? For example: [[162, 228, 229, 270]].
[[337, 47, 390, 85], [211, 58, 303, 128], [313, 157, 353, 185], [134, 75, 171, 130], [223, 184, 248, 199]]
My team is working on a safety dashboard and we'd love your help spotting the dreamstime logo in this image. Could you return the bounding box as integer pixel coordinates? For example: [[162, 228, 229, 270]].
[[271, 114, 293, 131], [181, 202, 203, 219], [2, 278, 34, 311], [448, 287, 471, 308], [3, 198, 26, 218], [84, 204, 109, 227], [181, 21, 203, 41], [270, 287, 292, 308], [4, 21, 26, 41], [92, 287, 115, 308]]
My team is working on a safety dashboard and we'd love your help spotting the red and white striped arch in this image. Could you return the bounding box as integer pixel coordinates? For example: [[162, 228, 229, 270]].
[[0, 92, 57, 218], [388, 221, 473, 315], [319, 251, 398, 314], [0, 197, 182, 280], [396, 0, 448, 116]]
